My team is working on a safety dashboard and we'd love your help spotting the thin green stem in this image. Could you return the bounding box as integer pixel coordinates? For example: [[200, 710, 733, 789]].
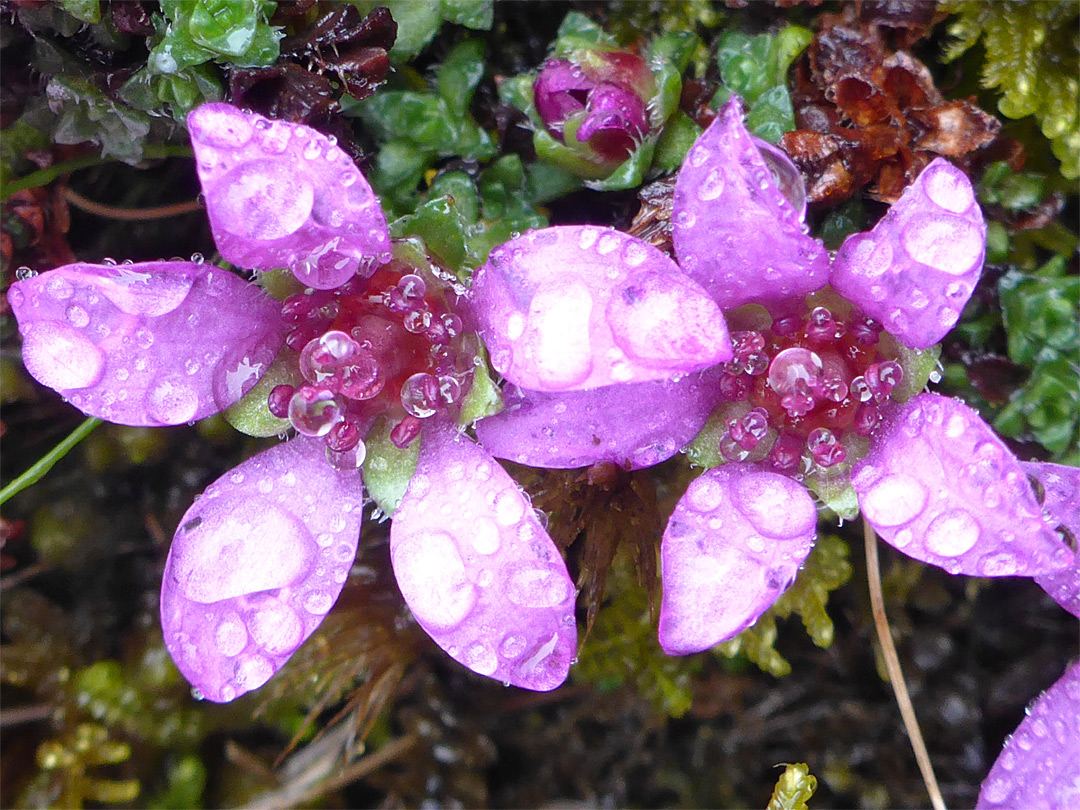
[[0, 417, 102, 506], [0, 145, 194, 201], [864, 520, 946, 810]]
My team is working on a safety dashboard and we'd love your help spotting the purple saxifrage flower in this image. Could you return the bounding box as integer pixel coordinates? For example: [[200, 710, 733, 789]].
[[468, 95, 1077, 657], [533, 53, 652, 171], [8, 103, 578, 701]]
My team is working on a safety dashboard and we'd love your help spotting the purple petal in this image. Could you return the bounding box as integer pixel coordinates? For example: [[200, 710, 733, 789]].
[[672, 96, 830, 310], [471, 226, 732, 391], [659, 463, 818, 655], [852, 394, 1072, 576], [7, 262, 285, 425], [831, 158, 985, 349], [389, 426, 577, 690], [534, 59, 593, 132], [977, 661, 1080, 810], [578, 84, 648, 141], [188, 103, 391, 289], [161, 437, 365, 702], [475, 369, 723, 470], [1024, 462, 1080, 617]]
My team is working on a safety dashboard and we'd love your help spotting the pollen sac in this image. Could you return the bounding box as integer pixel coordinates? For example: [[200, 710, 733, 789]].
[[831, 158, 985, 350], [188, 103, 391, 289], [672, 96, 831, 310], [471, 226, 732, 392], [390, 429, 577, 690], [852, 394, 1073, 577], [976, 661, 1080, 810], [160, 437, 365, 702], [7, 262, 285, 425], [659, 463, 818, 655]]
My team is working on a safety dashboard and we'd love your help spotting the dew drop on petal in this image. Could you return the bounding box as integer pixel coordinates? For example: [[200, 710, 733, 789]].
[[924, 509, 981, 557], [392, 530, 477, 630], [146, 378, 200, 424], [22, 322, 106, 391], [214, 615, 248, 657]]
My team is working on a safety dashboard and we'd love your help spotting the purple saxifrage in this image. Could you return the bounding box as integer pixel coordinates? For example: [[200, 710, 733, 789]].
[[8, 103, 578, 701], [468, 95, 1076, 657]]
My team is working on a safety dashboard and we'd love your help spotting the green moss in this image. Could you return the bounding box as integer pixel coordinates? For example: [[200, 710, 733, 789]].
[[717, 535, 852, 677], [942, 1, 1080, 179]]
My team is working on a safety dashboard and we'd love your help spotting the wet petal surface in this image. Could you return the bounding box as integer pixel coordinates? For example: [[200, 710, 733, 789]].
[[8, 262, 285, 425], [976, 660, 1080, 810], [831, 159, 985, 349], [852, 394, 1072, 576], [189, 103, 391, 289], [672, 96, 830, 310], [475, 370, 723, 470], [659, 463, 817, 655], [390, 427, 577, 690], [160, 437, 365, 702], [471, 226, 731, 391], [1024, 461, 1080, 618]]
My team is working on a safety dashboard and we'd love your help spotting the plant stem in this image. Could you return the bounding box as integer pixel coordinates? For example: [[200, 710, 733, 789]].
[[0, 145, 194, 201], [864, 519, 946, 810], [63, 188, 202, 220], [0, 417, 102, 506]]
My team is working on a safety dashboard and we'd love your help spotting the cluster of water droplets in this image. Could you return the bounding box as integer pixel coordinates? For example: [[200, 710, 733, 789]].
[[718, 304, 904, 475], [269, 265, 471, 470]]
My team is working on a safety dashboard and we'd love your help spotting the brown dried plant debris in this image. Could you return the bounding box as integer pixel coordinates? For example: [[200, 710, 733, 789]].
[[781, 6, 1005, 206], [515, 462, 662, 638], [229, 4, 396, 162]]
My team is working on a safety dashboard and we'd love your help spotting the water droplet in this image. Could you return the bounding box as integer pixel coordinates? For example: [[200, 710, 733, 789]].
[[234, 654, 274, 690], [215, 615, 248, 657], [696, 168, 725, 201], [65, 304, 90, 328], [304, 590, 333, 614]]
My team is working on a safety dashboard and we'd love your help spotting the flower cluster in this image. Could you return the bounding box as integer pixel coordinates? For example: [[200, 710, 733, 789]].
[[8, 98, 1078, 802]]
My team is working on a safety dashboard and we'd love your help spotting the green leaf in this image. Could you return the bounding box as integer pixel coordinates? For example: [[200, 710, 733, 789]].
[[649, 31, 699, 73], [46, 76, 153, 164], [391, 194, 468, 269], [437, 38, 486, 119], [364, 0, 441, 58], [458, 350, 504, 426], [553, 11, 614, 53], [525, 161, 583, 204], [746, 84, 796, 144], [362, 418, 421, 517], [768, 763, 818, 810], [585, 138, 656, 192], [440, 0, 493, 30], [223, 349, 301, 438], [60, 0, 100, 24], [999, 270, 1079, 365]]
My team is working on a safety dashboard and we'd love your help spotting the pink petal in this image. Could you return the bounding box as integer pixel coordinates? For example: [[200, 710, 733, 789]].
[[475, 369, 723, 470], [534, 59, 592, 131], [831, 158, 985, 350], [471, 226, 731, 391], [977, 661, 1080, 810], [7, 262, 285, 425], [852, 394, 1072, 576], [1024, 462, 1080, 618], [389, 426, 577, 690], [161, 437, 365, 702], [672, 96, 830, 310], [659, 463, 818, 655], [188, 103, 391, 289]]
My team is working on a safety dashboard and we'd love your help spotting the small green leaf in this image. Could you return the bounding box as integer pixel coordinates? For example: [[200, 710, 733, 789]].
[[371, 0, 441, 58], [746, 84, 796, 143], [458, 350, 504, 427], [363, 418, 421, 517], [649, 31, 699, 73], [440, 0, 493, 30], [60, 0, 100, 24], [437, 38, 486, 118], [553, 11, 614, 52], [390, 194, 468, 269], [653, 111, 702, 172], [223, 349, 301, 438], [585, 138, 656, 192], [768, 763, 818, 810]]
